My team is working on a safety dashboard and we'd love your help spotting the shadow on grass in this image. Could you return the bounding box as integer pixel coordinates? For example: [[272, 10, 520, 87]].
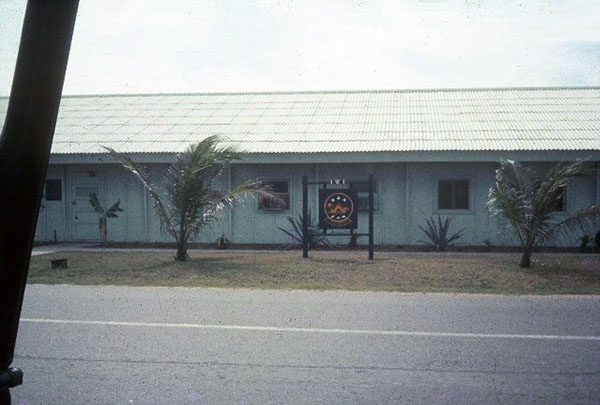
[[525, 257, 600, 276]]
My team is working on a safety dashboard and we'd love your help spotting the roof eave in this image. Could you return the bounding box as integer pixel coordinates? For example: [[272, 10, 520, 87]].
[[49, 150, 600, 165]]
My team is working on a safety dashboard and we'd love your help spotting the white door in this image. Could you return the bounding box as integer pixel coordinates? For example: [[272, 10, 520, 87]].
[[71, 171, 101, 241]]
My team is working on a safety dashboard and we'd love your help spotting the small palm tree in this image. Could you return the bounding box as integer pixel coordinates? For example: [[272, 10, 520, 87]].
[[105, 135, 272, 261], [487, 160, 599, 268], [89, 193, 123, 244]]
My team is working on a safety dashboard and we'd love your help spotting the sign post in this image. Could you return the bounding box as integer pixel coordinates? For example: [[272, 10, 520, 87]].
[[301, 174, 375, 260], [302, 175, 309, 258], [368, 174, 374, 260]]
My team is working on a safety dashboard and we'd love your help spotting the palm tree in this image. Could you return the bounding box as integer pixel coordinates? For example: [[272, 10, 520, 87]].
[[487, 160, 599, 268], [105, 135, 271, 261]]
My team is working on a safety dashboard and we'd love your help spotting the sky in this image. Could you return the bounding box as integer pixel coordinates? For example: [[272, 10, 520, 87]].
[[1, 0, 599, 96]]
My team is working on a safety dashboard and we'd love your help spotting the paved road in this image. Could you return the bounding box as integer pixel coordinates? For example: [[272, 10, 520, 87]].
[[10, 285, 600, 404]]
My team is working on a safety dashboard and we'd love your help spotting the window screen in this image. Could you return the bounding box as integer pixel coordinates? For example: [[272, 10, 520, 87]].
[[438, 180, 469, 210]]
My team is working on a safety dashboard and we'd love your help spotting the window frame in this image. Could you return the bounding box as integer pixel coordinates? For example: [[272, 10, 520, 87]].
[[437, 179, 470, 211], [257, 179, 291, 212], [351, 179, 379, 212]]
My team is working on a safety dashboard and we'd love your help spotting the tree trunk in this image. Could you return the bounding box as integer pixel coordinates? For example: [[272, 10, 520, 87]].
[[519, 249, 532, 268], [519, 236, 535, 268], [175, 218, 188, 261], [175, 238, 188, 261], [99, 217, 107, 245]]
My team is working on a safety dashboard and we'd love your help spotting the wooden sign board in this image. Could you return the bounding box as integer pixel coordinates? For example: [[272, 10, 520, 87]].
[[319, 189, 358, 229]]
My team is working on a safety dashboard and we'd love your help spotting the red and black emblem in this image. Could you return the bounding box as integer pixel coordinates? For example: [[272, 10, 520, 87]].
[[319, 189, 358, 229]]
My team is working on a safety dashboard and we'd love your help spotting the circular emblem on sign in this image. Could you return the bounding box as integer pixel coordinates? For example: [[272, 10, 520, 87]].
[[324, 192, 354, 227]]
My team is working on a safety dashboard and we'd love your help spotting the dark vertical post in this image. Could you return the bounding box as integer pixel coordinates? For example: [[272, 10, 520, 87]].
[[368, 174, 374, 260], [322, 182, 326, 235], [0, 1, 79, 402], [302, 175, 308, 258]]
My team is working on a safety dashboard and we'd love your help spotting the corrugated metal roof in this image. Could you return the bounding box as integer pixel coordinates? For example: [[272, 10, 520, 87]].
[[1, 87, 599, 154]]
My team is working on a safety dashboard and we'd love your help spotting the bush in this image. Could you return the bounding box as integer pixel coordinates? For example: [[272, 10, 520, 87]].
[[277, 210, 328, 249], [418, 216, 464, 251]]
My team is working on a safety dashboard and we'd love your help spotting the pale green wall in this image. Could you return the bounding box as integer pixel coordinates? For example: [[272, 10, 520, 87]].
[[36, 158, 599, 248], [228, 163, 311, 244], [405, 162, 490, 246]]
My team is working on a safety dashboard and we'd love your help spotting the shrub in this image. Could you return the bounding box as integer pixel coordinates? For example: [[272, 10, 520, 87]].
[[418, 216, 464, 251], [277, 210, 328, 249], [216, 234, 230, 250]]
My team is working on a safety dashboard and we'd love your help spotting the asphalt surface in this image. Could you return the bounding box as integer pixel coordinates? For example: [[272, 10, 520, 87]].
[[10, 285, 600, 404]]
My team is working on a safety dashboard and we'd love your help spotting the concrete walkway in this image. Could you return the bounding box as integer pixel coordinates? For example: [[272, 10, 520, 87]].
[[31, 243, 93, 256], [31, 243, 175, 256]]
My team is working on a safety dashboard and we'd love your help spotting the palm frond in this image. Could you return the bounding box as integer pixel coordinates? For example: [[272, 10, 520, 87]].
[[162, 136, 258, 240], [184, 135, 243, 180], [185, 180, 269, 238], [285, 214, 303, 241], [538, 205, 600, 245], [276, 226, 303, 245], [88, 192, 104, 214], [487, 159, 595, 252], [106, 200, 123, 218], [277, 209, 328, 248], [210, 180, 266, 211], [486, 160, 534, 243]]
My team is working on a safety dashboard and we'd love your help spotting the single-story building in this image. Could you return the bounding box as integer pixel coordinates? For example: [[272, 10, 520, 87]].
[[3, 87, 599, 247]]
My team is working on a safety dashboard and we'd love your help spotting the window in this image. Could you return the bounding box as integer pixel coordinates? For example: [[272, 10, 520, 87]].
[[45, 179, 62, 201], [353, 181, 378, 211], [438, 180, 469, 210], [551, 186, 566, 212], [259, 180, 290, 210]]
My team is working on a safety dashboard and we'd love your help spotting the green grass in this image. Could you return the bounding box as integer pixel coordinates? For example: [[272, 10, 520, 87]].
[[28, 250, 600, 294]]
